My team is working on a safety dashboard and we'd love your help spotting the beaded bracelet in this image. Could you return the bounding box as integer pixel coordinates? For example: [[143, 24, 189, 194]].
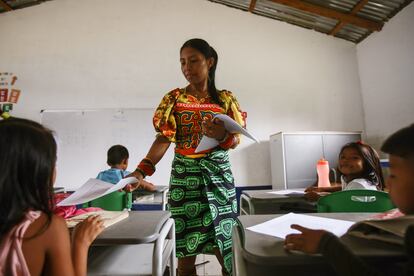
[[217, 132, 230, 143], [136, 157, 156, 177], [219, 133, 237, 149]]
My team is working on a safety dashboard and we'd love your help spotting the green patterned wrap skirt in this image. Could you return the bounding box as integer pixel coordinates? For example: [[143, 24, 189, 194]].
[[168, 149, 238, 274]]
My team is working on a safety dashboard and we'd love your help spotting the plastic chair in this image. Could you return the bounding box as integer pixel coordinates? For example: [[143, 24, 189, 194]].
[[317, 189, 395, 213], [88, 191, 132, 211]]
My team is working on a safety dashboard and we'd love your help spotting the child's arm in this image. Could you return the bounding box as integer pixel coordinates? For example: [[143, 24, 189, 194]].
[[304, 191, 330, 202], [43, 215, 78, 275], [43, 215, 103, 276], [285, 225, 383, 276], [71, 215, 104, 276], [306, 184, 342, 193]]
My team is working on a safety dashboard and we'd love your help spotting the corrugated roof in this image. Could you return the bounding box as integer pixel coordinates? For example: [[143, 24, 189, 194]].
[[1, 0, 412, 43], [208, 0, 413, 43]]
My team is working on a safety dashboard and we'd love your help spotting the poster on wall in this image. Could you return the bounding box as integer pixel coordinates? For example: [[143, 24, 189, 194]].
[[0, 72, 20, 119]]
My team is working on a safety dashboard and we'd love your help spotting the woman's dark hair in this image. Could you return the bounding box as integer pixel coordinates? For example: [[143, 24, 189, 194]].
[[339, 142, 385, 190], [107, 145, 129, 166], [381, 124, 414, 161], [0, 118, 56, 236], [180, 38, 221, 106]]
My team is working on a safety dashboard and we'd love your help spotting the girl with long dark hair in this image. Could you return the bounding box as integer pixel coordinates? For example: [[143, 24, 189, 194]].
[[305, 141, 385, 201], [0, 118, 103, 276]]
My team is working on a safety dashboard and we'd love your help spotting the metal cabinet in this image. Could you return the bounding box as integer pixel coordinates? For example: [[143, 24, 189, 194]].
[[270, 131, 362, 190]]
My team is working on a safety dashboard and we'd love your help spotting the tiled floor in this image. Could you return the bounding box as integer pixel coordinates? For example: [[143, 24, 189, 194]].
[[195, 254, 223, 276]]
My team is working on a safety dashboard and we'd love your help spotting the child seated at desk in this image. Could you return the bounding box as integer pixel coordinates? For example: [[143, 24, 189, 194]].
[[285, 124, 414, 275], [97, 144, 131, 183], [97, 144, 155, 191], [0, 118, 103, 275], [305, 141, 385, 201], [90, 145, 156, 211]]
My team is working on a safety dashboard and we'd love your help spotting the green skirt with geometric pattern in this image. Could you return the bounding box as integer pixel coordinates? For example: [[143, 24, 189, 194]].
[[167, 149, 238, 274]]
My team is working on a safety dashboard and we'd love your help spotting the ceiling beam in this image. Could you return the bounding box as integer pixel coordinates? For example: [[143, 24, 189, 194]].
[[269, 0, 383, 32], [0, 0, 12, 11], [329, 0, 370, 35], [249, 0, 257, 12]]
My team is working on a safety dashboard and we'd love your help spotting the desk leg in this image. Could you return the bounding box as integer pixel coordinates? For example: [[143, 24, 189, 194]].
[[153, 218, 175, 276], [169, 220, 176, 276], [239, 194, 254, 215], [162, 189, 169, 211]]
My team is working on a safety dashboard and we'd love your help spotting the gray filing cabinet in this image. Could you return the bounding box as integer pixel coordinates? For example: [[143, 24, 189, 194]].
[[270, 131, 362, 190]]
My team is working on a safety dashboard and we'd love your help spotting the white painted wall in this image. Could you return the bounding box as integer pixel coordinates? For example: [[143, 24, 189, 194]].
[[357, 2, 414, 151], [0, 0, 364, 187]]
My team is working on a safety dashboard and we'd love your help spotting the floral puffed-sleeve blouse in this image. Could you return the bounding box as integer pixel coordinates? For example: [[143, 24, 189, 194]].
[[153, 88, 246, 157]]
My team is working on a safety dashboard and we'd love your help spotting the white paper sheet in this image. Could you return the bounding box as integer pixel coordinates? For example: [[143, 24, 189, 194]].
[[57, 177, 138, 206], [246, 213, 355, 239], [195, 114, 259, 153], [267, 189, 306, 196]]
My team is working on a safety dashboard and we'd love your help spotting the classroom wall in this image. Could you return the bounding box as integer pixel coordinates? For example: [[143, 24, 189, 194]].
[[357, 2, 414, 151], [0, 0, 364, 187]]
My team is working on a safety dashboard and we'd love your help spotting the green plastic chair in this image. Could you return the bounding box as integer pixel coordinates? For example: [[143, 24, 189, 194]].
[[88, 191, 132, 211], [317, 189, 395, 213]]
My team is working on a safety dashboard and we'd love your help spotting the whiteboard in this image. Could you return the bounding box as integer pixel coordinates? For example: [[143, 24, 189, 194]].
[[41, 109, 174, 190]]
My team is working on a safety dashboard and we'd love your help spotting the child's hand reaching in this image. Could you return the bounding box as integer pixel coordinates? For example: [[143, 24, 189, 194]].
[[305, 191, 331, 201], [284, 224, 327, 254], [72, 215, 104, 249], [305, 186, 318, 192]]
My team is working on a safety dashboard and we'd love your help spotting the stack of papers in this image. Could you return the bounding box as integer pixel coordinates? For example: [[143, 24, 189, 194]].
[[134, 194, 155, 203], [246, 213, 355, 239], [267, 189, 306, 196], [195, 114, 259, 153], [57, 177, 138, 206]]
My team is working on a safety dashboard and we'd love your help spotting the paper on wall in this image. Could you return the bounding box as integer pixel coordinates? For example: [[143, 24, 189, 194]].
[[195, 114, 259, 153]]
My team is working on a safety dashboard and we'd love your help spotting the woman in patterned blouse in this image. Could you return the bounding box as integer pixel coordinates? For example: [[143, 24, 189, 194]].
[[128, 38, 246, 276]]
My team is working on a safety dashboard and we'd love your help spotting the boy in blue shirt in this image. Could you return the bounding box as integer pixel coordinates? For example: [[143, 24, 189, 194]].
[[97, 145, 131, 184], [89, 145, 132, 210], [91, 145, 155, 210], [97, 144, 155, 190]]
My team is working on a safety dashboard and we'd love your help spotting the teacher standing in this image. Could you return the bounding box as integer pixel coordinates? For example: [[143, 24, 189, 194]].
[[128, 38, 246, 276]]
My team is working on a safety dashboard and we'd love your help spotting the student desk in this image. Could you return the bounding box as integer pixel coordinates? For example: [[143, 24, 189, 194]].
[[88, 211, 175, 276], [240, 190, 316, 215], [132, 186, 169, 211], [233, 213, 406, 276]]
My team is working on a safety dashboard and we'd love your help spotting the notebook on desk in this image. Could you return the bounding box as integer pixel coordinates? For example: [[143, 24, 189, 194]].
[[347, 213, 413, 245], [66, 210, 129, 229]]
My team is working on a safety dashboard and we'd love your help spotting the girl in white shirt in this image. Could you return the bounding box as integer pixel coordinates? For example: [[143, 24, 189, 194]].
[[306, 141, 384, 200]]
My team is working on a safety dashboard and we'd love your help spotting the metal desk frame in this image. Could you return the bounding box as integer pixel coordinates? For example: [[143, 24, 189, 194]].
[[132, 186, 169, 211], [232, 213, 406, 276], [88, 211, 176, 276], [240, 189, 316, 215]]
